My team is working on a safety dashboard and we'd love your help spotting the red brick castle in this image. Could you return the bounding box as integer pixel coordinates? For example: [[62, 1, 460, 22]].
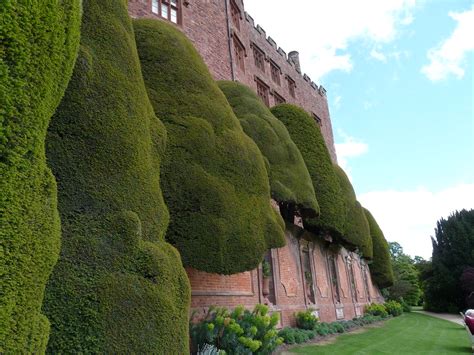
[[128, 0, 383, 326]]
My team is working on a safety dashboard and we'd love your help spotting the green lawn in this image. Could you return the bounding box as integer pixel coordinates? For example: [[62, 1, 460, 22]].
[[288, 313, 471, 354]]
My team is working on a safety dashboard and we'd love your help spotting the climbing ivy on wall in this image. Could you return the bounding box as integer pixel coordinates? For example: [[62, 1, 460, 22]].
[[363, 208, 394, 288], [218, 81, 319, 219], [271, 104, 345, 238], [42, 1, 190, 353], [333, 165, 373, 259], [0, 2, 81, 352], [134, 19, 285, 275]]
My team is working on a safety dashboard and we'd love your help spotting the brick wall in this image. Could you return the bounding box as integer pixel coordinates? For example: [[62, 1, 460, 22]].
[[128, 0, 337, 162]]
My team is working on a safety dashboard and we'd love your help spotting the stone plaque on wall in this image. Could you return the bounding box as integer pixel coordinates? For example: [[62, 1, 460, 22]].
[[336, 307, 345, 319]]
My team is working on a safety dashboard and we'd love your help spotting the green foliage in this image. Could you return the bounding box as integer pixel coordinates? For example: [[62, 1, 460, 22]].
[[190, 305, 284, 354], [218, 81, 319, 218], [384, 300, 403, 316], [42, 1, 190, 353], [423, 209, 474, 312], [271, 104, 345, 237], [0, 2, 81, 352], [134, 19, 285, 274], [277, 327, 316, 344], [333, 165, 372, 258], [363, 208, 394, 288], [295, 309, 319, 330], [365, 303, 389, 318], [387, 242, 422, 305], [262, 261, 272, 278]]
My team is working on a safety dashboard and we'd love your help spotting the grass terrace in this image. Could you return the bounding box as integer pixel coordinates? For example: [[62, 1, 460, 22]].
[[286, 312, 471, 354]]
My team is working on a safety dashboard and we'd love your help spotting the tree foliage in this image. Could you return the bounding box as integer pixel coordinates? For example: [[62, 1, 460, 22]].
[[363, 208, 394, 288], [218, 81, 319, 218], [134, 19, 285, 274], [43, 1, 190, 353], [333, 165, 372, 258], [271, 104, 345, 237], [0, 2, 81, 352], [423, 209, 474, 312], [387, 242, 422, 305]]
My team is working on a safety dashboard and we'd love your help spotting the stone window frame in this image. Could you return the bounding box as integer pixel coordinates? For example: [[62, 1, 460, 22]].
[[251, 43, 266, 73], [151, 0, 182, 25], [299, 240, 318, 306], [344, 254, 359, 303], [270, 60, 281, 86], [327, 253, 342, 304], [230, 0, 242, 31], [272, 90, 285, 106], [312, 112, 322, 127], [255, 77, 270, 106], [286, 75, 296, 98], [232, 34, 246, 72]]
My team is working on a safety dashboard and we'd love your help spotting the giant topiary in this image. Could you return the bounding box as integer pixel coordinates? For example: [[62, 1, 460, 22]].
[[218, 81, 319, 219], [42, 1, 190, 353], [271, 104, 345, 238], [134, 20, 285, 274], [0, 2, 81, 352], [363, 208, 394, 288], [333, 165, 372, 258]]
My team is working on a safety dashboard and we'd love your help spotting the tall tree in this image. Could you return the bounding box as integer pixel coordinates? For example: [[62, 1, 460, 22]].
[[387, 242, 422, 305], [424, 209, 474, 312]]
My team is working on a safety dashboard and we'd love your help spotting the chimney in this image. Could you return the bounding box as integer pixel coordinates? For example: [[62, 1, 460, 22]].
[[288, 51, 301, 73]]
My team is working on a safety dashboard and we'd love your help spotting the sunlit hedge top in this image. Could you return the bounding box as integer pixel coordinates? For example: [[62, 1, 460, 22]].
[[0, 1, 81, 352], [43, 1, 189, 353], [363, 208, 394, 288], [271, 104, 345, 237], [218, 81, 319, 218], [134, 19, 285, 274], [333, 165, 373, 259]]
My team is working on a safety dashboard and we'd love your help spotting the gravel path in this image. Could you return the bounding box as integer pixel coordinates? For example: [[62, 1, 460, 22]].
[[414, 310, 464, 326]]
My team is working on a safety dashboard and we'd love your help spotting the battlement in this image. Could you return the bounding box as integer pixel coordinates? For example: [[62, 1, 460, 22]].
[[245, 11, 326, 97]]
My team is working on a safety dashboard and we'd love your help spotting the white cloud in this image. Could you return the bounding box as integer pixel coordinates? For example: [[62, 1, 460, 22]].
[[359, 184, 474, 259], [333, 95, 342, 110], [421, 6, 474, 81], [335, 131, 369, 179], [245, 0, 419, 81], [371, 48, 387, 62]]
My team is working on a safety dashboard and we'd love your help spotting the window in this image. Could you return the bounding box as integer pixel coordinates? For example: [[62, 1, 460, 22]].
[[270, 61, 281, 85], [252, 44, 265, 73], [233, 36, 246, 71], [347, 258, 358, 302], [230, 0, 241, 30], [328, 255, 341, 303], [301, 245, 316, 304], [273, 91, 285, 106], [287, 76, 296, 98], [151, 0, 180, 24], [312, 113, 322, 127], [256, 78, 270, 106]]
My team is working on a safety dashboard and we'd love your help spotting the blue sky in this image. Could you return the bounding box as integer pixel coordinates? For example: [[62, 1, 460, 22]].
[[245, 0, 474, 258]]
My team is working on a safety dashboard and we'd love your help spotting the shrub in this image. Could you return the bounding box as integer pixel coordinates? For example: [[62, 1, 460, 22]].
[[271, 104, 345, 238], [218, 81, 319, 219], [333, 166, 373, 258], [43, 1, 190, 353], [278, 328, 316, 345], [363, 208, 395, 288], [134, 19, 285, 274], [190, 305, 283, 354], [384, 301, 403, 316], [295, 309, 319, 330], [0, 2, 81, 353], [365, 303, 389, 318]]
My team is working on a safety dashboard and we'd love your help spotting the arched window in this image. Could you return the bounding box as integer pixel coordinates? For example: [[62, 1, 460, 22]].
[[152, 0, 181, 24]]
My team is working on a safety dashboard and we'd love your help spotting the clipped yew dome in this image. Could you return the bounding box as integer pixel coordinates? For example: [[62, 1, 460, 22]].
[[134, 19, 285, 274], [271, 104, 345, 237], [43, 1, 190, 353], [218, 81, 319, 218], [363, 208, 394, 288], [334, 165, 373, 259], [0, 2, 81, 352]]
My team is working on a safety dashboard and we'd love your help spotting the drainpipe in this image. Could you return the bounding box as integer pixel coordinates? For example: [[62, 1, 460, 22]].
[[224, 0, 236, 81]]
